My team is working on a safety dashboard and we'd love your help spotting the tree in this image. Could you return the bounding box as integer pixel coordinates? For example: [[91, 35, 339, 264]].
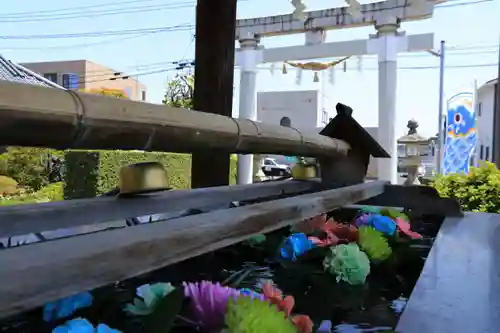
[[81, 88, 129, 99], [163, 74, 194, 109]]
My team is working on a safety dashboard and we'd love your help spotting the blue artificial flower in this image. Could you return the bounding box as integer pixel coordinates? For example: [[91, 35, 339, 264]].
[[317, 320, 332, 333], [366, 214, 397, 236], [43, 292, 93, 322], [239, 288, 265, 301], [52, 318, 121, 333], [279, 233, 314, 261]]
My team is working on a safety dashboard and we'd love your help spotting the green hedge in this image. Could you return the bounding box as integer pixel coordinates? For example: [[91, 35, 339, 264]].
[[432, 162, 500, 213], [64, 150, 238, 199]]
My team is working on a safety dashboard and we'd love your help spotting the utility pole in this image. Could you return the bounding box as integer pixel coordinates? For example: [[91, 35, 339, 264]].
[[436, 40, 445, 174], [494, 36, 500, 167], [191, 0, 237, 188]]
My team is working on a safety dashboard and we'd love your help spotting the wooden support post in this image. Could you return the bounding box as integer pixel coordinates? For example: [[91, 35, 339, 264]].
[[192, 0, 237, 188]]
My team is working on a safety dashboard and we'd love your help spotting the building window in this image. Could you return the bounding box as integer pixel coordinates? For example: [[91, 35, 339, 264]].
[[61, 73, 79, 90], [43, 73, 58, 84], [477, 102, 482, 117], [480, 145, 484, 159], [486, 146, 490, 161], [141, 90, 146, 101], [280, 117, 292, 127]]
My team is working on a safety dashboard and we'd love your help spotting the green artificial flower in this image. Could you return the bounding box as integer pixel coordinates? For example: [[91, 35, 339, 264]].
[[244, 234, 266, 246], [224, 296, 297, 333], [380, 208, 409, 221], [323, 243, 371, 285], [357, 226, 392, 262], [360, 206, 381, 214], [124, 282, 176, 315]]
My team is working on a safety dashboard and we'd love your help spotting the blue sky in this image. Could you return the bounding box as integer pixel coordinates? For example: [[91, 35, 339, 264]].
[[1, 0, 498, 137]]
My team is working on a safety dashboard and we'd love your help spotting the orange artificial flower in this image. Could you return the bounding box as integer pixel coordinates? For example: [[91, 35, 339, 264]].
[[292, 314, 314, 333], [323, 221, 358, 242], [293, 214, 329, 233], [262, 281, 294, 317]]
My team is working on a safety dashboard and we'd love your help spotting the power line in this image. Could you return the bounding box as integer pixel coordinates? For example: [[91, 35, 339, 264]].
[[1, 32, 167, 51], [0, 0, 183, 17], [0, 24, 192, 40], [0, 3, 196, 23]]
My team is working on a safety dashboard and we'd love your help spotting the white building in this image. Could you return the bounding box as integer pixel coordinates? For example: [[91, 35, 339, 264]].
[[256, 90, 331, 130], [256, 89, 379, 177], [475, 78, 498, 163]]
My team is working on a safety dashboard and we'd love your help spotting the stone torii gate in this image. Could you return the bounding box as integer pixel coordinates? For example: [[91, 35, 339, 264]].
[[234, 0, 440, 185]]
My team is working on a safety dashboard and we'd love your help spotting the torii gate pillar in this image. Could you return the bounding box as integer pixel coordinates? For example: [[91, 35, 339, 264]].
[[237, 35, 261, 184], [368, 17, 407, 184]]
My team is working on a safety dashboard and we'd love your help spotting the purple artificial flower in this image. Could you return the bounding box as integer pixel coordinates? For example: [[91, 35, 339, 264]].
[[183, 281, 241, 332], [354, 214, 370, 227]]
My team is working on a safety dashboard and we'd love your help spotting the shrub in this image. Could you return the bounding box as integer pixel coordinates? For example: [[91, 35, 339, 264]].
[[35, 182, 64, 202], [63, 151, 100, 199], [0, 182, 63, 206], [2, 147, 54, 191], [0, 175, 19, 195], [432, 162, 500, 213], [64, 150, 238, 198]]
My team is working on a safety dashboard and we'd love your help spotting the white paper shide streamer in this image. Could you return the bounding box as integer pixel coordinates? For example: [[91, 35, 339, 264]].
[[344, 0, 363, 19], [290, 0, 307, 20]]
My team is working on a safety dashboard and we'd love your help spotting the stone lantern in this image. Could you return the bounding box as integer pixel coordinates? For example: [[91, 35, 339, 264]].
[[398, 119, 429, 185]]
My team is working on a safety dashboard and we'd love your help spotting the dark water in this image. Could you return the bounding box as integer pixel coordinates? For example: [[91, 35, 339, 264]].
[[0, 210, 442, 333]]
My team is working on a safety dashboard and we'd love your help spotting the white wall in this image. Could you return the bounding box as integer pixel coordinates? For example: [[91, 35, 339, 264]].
[[257, 90, 322, 130], [475, 83, 496, 162]]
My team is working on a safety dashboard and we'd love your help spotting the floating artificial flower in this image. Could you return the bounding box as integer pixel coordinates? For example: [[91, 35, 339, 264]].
[[239, 288, 265, 301], [243, 234, 266, 246], [357, 226, 392, 261], [360, 206, 380, 214], [323, 243, 370, 285], [262, 281, 294, 317], [395, 217, 422, 239], [43, 292, 93, 322], [224, 296, 298, 333], [323, 221, 358, 242], [52, 318, 121, 333], [366, 214, 397, 236], [183, 281, 241, 332], [380, 208, 409, 221], [292, 214, 328, 233], [317, 320, 333, 333], [354, 213, 371, 227], [291, 314, 314, 333], [261, 281, 313, 332], [124, 282, 175, 316], [308, 230, 339, 247], [279, 233, 315, 261]]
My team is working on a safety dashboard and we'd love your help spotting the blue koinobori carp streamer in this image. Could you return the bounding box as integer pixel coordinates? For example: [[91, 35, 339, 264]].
[[443, 92, 477, 175]]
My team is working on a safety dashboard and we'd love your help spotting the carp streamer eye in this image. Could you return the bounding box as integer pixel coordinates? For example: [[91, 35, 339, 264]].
[[454, 113, 462, 124]]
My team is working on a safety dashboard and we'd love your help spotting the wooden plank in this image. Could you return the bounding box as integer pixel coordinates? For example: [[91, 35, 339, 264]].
[[0, 179, 324, 238], [191, 0, 237, 187], [0, 181, 386, 317], [0, 81, 349, 157]]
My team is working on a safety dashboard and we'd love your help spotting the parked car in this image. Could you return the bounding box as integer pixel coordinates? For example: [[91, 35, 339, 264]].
[[261, 157, 291, 177]]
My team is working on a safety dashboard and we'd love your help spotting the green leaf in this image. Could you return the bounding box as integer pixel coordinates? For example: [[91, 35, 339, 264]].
[[144, 287, 184, 333]]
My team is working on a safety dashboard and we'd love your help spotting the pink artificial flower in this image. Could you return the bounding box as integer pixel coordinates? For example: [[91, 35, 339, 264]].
[[308, 230, 339, 247], [395, 217, 422, 239]]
